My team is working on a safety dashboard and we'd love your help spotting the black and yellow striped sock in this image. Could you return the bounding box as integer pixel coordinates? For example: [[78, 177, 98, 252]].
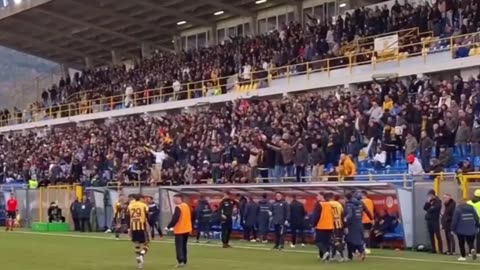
[[135, 245, 141, 256], [141, 244, 149, 255]]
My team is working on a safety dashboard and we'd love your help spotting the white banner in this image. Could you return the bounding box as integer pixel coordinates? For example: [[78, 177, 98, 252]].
[[397, 188, 413, 248], [374, 34, 398, 52], [358, 138, 374, 162]]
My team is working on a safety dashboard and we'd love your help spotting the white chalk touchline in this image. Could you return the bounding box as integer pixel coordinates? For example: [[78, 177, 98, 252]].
[[1, 230, 478, 266]]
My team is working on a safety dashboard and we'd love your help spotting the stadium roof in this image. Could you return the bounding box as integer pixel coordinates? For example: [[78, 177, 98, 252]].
[[0, 0, 293, 69]]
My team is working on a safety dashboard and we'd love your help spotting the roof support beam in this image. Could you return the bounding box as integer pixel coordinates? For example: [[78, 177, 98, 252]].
[[1, 29, 95, 60], [0, 41, 83, 69], [130, 0, 212, 26], [66, 0, 176, 36], [35, 8, 174, 53], [197, 0, 254, 17], [276, 0, 299, 5], [8, 17, 138, 60]]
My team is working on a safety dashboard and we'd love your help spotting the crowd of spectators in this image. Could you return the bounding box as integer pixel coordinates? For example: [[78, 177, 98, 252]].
[[0, 0, 480, 185], [1, 0, 480, 127], [1, 69, 480, 186]]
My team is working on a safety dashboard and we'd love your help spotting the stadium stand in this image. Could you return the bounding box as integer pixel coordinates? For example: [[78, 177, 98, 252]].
[[0, 71, 479, 187], [1, 0, 480, 127]]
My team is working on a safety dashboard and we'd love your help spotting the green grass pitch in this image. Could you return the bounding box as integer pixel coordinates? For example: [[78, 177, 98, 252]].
[[0, 230, 478, 270]]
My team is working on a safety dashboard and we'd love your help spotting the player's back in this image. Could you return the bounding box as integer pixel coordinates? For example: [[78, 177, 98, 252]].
[[329, 200, 344, 229], [128, 200, 148, 231], [114, 201, 122, 217], [115, 201, 128, 219]]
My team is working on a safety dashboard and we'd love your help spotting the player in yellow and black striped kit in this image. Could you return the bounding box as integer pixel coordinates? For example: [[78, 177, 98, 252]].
[[328, 193, 346, 262], [114, 194, 129, 239], [128, 194, 150, 269]]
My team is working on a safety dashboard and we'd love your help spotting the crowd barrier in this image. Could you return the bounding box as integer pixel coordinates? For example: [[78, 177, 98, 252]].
[[104, 172, 461, 195], [0, 185, 81, 228]]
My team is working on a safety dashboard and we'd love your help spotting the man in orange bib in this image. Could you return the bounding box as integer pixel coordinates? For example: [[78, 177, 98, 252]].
[[311, 193, 335, 261], [167, 194, 193, 268], [361, 191, 375, 253]]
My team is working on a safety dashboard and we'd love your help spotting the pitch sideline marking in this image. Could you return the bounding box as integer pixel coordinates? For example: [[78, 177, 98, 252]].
[[1, 230, 478, 266]]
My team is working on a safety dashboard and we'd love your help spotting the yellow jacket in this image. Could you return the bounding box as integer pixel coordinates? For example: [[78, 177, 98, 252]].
[[383, 100, 393, 111], [339, 157, 357, 176]]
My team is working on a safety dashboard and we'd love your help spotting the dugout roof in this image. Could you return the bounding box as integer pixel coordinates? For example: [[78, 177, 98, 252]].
[[159, 182, 399, 196], [0, 0, 290, 68]]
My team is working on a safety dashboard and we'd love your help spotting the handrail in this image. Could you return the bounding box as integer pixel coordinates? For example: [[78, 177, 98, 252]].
[[65, 52, 303, 105], [353, 29, 432, 54], [1, 31, 480, 128], [99, 172, 457, 188], [341, 27, 420, 54], [459, 173, 480, 199], [361, 27, 419, 43], [64, 87, 95, 103]]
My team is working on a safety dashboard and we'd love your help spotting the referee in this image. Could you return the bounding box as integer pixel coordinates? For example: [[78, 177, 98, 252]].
[[219, 191, 237, 248], [167, 194, 192, 268]]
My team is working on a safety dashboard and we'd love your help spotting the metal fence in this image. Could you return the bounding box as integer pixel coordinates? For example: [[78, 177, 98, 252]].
[[0, 185, 78, 228]]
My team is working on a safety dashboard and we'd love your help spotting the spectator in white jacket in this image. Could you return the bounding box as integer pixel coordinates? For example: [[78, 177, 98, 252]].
[[407, 154, 425, 175], [125, 85, 134, 108], [367, 101, 383, 123], [371, 148, 387, 169], [172, 79, 181, 101]]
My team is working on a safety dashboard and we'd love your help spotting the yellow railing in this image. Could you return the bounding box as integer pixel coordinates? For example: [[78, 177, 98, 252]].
[[64, 55, 302, 105], [341, 27, 422, 54], [38, 184, 77, 223], [459, 173, 480, 199], [1, 31, 480, 128]]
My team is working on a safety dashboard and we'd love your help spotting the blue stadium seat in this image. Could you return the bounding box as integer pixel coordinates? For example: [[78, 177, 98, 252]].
[[383, 223, 404, 241]]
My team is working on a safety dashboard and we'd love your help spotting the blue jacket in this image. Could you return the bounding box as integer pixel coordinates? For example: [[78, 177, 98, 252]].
[[452, 203, 479, 236], [257, 199, 271, 224], [196, 199, 212, 223], [270, 199, 289, 225], [79, 201, 93, 219], [243, 201, 259, 226], [344, 198, 364, 246], [148, 202, 160, 222]]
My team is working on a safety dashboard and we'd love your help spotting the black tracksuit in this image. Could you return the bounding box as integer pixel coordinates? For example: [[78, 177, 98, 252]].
[[70, 200, 81, 231], [270, 199, 289, 249], [219, 198, 237, 245], [243, 201, 259, 241], [424, 196, 443, 253], [289, 199, 306, 245], [79, 200, 93, 232], [441, 198, 456, 254], [148, 202, 163, 239], [196, 199, 212, 241]]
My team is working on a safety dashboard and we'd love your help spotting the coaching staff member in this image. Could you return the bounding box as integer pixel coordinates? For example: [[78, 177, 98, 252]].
[[167, 194, 192, 268], [271, 192, 289, 250], [423, 189, 443, 254], [219, 191, 238, 248], [288, 194, 306, 248], [452, 199, 479, 261], [312, 193, 334, 261]]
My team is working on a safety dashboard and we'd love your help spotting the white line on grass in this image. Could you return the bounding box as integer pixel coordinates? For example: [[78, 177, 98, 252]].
[[1, 231, 478, 266]]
